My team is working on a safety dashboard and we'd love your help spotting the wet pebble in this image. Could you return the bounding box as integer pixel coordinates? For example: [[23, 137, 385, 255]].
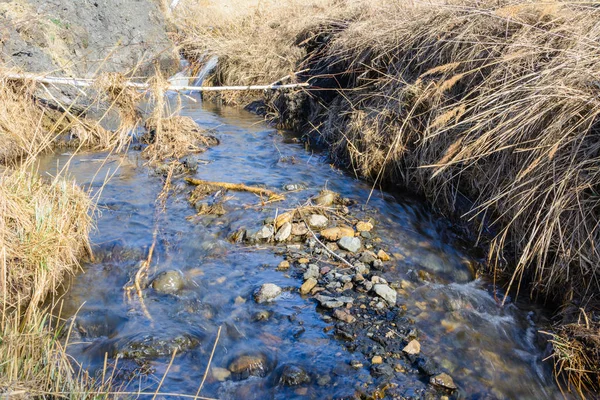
[[303, 264, 319, 280], [228, 352, 272, 379], [276, 364, 311, 386], [371, 363, 394, 378], [313, 191, 337, 206], [151, 270, 185, 295], [254, 283, 282, 303], [430, 373, 457, 390], [377, 249, 391, 261]]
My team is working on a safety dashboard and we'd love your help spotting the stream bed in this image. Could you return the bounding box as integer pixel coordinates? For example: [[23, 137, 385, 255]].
[[40, 97, 561, 399]]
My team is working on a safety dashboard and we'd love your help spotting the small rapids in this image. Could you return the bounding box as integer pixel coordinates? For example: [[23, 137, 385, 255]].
[[39, 95, 561, 399]]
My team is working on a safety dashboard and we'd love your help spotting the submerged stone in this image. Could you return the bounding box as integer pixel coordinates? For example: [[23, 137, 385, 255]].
[[228, 352, 272, 379], [430, 373, 457, 390], [151, 270, 185, 294], [275, 364, 311, 386]]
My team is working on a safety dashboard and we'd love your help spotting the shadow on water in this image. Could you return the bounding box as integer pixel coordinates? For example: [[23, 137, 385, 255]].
[[38, 96, 561, 399]]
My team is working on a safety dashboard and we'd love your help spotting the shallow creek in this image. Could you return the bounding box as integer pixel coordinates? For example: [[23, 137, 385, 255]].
[[39, 97, 561, 399]]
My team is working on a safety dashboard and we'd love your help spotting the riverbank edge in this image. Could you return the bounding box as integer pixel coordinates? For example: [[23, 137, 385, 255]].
[[176, 1, 600, 395]]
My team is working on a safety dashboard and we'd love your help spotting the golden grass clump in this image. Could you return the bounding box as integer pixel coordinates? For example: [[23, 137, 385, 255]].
[[0, 168, 92, 316], [143, 115, 218, 161]]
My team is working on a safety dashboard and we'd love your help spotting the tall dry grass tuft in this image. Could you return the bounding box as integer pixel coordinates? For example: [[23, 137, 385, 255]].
[[176, 0, 600, 394]]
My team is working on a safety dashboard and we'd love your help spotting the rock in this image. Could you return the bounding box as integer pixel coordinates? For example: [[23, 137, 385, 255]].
[[350, 359, 364, 369], [298, 257, 310, 264], [313, 191, 337, 206], [317, 374, 332, 386], [300, 278, 317, 295], [303, 264, 319, 280], [275, 222, 292, 242], [283, 183, 306, 191], [291, 222, 308, 236], [403, 339, 421, 355], [371, 355, 383, 364], [377, 249, 391, 261], [234, 296, 246, 305], [354, 262, 370, 275], [371, 276, 388, 284], [151, 270, 185, 294], [255, 225, 274, 240], [254, 283, 282, 303], [275, 212, 293, 229], [277, 260, 290, 270], [228, 352, 271, 379], [360, 231, 372, 239], [212, 367, 231, 381], [359, 251, 377, 265], [372, 259, 384, 270], [430, 373, 457, 390], [315, 295, 353, 309], [320, 227, 342, 241], [338, 236, 361, 253], [333, 309, 356, 323], [338, 225, 355, 238], [252, 310, 271, 321], [120, 333, 199, 359], [364, 281, 373, 291], [276, 364, 311, 386], [371, 363, 394, 378], [308, 214, 329, 229], [373, 284, 397, 305], [356, 221, 373, 232]]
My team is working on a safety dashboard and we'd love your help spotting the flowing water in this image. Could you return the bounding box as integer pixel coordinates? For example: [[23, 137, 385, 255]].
[[40, 95, 561, 399]]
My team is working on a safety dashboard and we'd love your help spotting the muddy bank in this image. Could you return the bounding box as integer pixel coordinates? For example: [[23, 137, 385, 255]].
[[0, 0, 177, 78]]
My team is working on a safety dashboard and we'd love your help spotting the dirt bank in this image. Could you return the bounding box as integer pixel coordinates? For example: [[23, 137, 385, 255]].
[[1, 0, 177, 78], [176, 0, 600, 396]]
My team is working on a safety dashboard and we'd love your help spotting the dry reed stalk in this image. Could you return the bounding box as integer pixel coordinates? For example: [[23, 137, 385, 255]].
[[185, 177, 285, 201]]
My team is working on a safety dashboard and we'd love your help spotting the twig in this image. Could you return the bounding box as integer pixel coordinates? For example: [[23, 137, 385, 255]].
[[152, 349, 178, 400], [185, 177, 284, 201], [4, 72, 310, 92], [300, 215, 355, 270], [194, 326, 222, 399]]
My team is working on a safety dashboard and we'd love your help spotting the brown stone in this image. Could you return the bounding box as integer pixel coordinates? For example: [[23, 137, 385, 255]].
[[377, 249, 391, 261], [371, 355, 383, 364], [277, 260, 290, 270], [300, 277, 318, 295], [430, 373, 457, 390], [320, 227, 342, 241], [333, 309, 356, 323], [275, 211, 293, 229], [356, 221, 373, 232], [402, 339, 421, 355]]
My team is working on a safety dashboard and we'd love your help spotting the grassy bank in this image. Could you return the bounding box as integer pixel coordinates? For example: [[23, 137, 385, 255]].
[[175, 0, 600, 395]]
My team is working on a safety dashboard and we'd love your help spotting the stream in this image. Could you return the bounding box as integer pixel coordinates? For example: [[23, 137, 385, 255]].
[[39, 95, 561, 399]]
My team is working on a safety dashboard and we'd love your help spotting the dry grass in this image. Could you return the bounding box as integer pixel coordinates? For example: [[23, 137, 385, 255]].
[[176, 0, 600, 394]]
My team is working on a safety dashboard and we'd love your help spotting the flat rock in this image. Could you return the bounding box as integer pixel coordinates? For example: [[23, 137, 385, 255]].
[[430, 373, 457, 390], [275, 222, 292, 242], [313, 191, 337, 206], [403, 339, 421, 355], [373, 284, 397, 305], [254, 283, 282, 303], [334, 309, 356, 323], [300, 278, 317, 295], [255, 225, 274, 240], [308, 214, 328, 229], [315, 295, 354, 308], [291, 222, 308, 236], [338, 236, 361, 253]]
